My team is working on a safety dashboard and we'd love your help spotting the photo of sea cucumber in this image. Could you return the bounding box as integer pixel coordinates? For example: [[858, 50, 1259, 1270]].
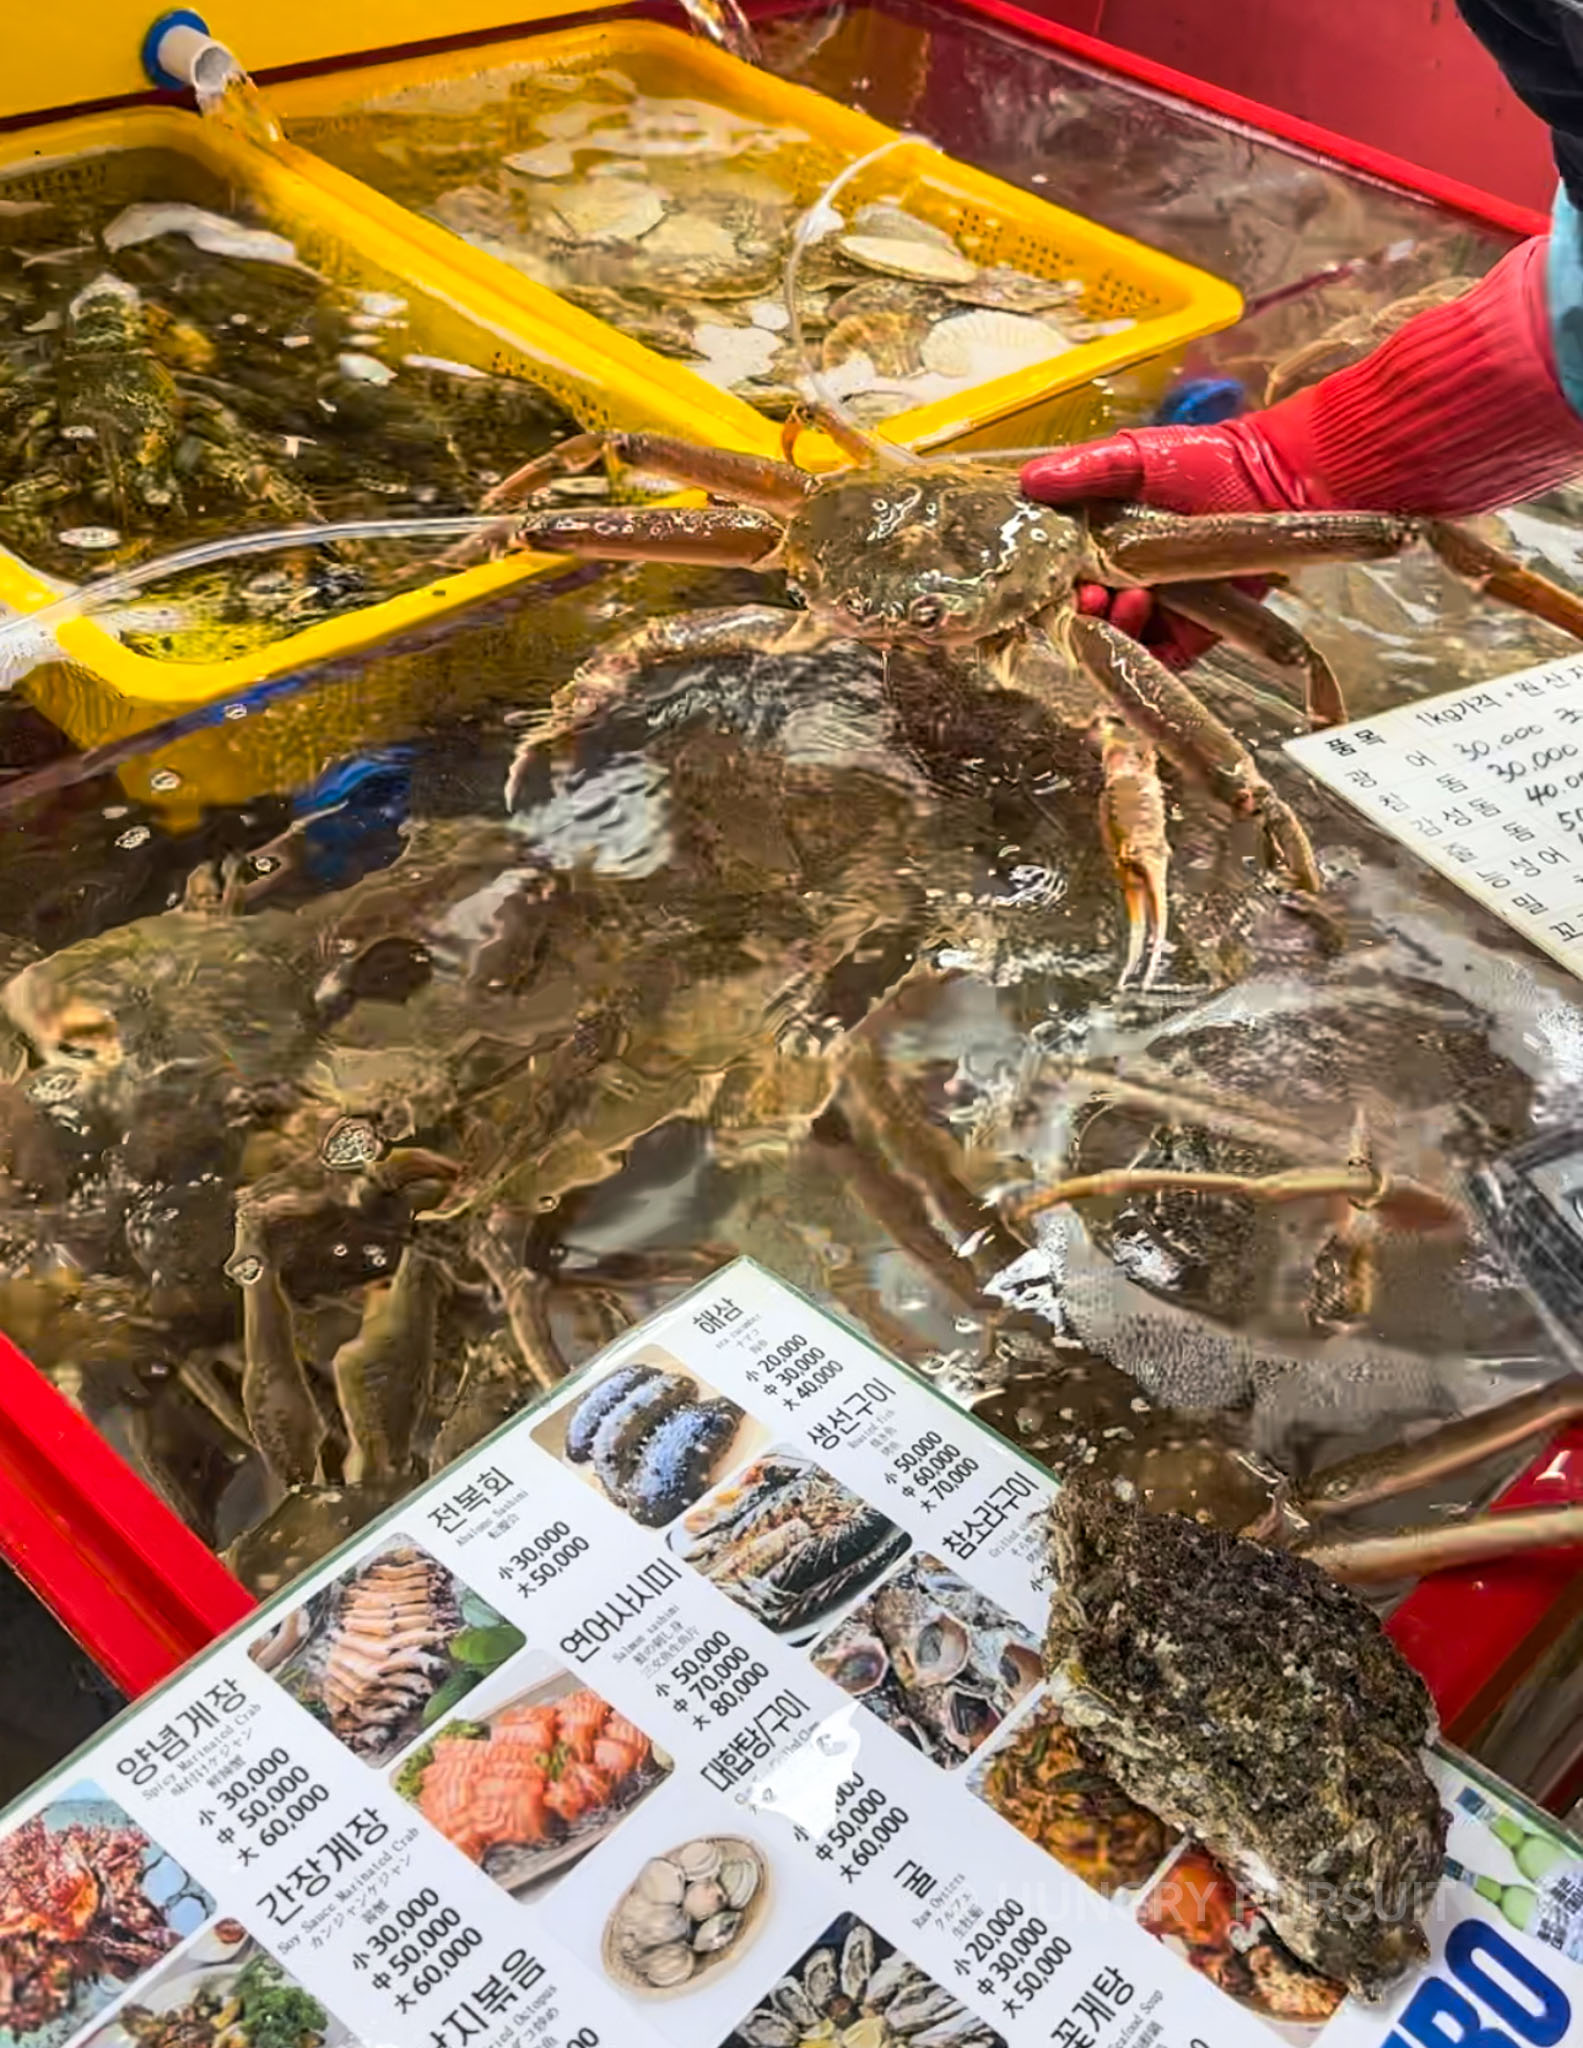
[[248, 1536, 525, 1767], [0, 1784, 214, 2048], [532, 1346, 761, 1528], [395, 1663, 670, 1895]]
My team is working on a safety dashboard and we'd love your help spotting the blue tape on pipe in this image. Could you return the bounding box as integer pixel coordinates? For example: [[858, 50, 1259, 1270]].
[[141, 10, 211, 90]]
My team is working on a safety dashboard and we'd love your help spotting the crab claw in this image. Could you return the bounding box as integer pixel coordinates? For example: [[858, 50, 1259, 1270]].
[[1250, 786, 1322, 894], [1097, 720, 1170, 988]]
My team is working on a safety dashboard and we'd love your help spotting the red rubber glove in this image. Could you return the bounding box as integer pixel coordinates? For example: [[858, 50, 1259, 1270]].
[[1027, 238, 1583, 662]]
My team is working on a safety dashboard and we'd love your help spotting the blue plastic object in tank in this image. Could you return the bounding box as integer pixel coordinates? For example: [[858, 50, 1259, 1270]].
[[141, 10, 211, 90], [1153, 376, 1248, 427]]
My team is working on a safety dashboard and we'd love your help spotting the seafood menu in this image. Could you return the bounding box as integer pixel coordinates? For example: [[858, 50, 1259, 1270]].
[[2, 1259, 1580, 2048], [1287, 647, 1583, 981]]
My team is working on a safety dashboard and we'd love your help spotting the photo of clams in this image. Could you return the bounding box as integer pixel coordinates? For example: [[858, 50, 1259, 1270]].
[[248, 1537, 525, 1767], [669, 1448, 910, 1643], [1137, 1847, 1345, 2034], [601, 1830, 769, 1996], [531, 1347, 761, 1528], [719, 1912, 1005, 2048], [394, 1657, 670, 1894], [810, 1551, 1043, 1768]]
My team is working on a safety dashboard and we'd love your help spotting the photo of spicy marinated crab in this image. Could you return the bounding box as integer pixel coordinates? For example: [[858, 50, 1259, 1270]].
[[1137, 1847, 1344, 2030], [395, 1663, 670, 1895], [532, 1347, 759, 1528]]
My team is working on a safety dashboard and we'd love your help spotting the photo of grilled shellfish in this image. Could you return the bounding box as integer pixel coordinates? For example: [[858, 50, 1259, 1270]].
[[602, 1834, 768, 1995], [670, 1448, 909, 1642], [248, 1537, 525, 1767], [966, 1697, 1176, 1897], [721, 1911, 1005, 2048], [394, 1663, 670, 1894], [533, 1347, 757, 1528], [811, 1550, 1042, 1768], [1137, 1847, 1345, 2028]]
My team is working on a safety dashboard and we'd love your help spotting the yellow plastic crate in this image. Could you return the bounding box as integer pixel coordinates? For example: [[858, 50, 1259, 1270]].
[[273, 20, 1244, 461], [0, 104, 779, 715]]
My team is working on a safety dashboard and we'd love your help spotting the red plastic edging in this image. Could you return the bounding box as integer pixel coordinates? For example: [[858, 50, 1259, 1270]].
[[0, 1334, 254, 1698], [1386, 1419, 1583, 1741], [931, 0, 1550, 241]]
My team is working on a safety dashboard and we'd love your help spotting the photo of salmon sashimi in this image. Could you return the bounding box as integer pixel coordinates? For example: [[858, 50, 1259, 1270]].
[[395, 1667, 671, 1895]]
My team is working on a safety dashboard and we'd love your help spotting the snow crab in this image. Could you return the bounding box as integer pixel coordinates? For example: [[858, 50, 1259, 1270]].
[[491, 419, 1583, 984]]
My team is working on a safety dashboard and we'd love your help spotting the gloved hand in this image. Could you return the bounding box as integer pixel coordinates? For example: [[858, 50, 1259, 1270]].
[[1026, 237, 1583, 662]]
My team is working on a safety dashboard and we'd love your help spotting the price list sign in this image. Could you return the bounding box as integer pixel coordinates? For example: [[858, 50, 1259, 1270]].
[[0, 1260, 1577, 2048], [1287, 650, 1583, 972]]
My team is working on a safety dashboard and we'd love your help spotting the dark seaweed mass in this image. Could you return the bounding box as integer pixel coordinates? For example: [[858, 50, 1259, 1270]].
[[1044, 1480, 1447, 2000]]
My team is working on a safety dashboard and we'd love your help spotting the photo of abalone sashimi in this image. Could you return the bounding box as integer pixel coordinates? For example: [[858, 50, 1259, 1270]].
[[670, 1450, 909, 1643], [811, 1551, 1042, 1769], [0, 1785, 214, 2048], [720, 1912, 1006, 2048], [248, 1537, 525, 1767], [602, 1835, 768, 1995], [532, 1346, 759, 1528], [395, 1668, 670, 1894], [1137, 1847, 1345, 2031], [966, 1697, 1177, 1896]]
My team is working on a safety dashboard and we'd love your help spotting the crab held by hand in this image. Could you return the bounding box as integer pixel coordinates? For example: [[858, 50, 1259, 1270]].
[[488, 418, 1583, 987]]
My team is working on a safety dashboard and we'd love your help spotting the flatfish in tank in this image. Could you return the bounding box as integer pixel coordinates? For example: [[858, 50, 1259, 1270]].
[[0, 153, 583, 660]]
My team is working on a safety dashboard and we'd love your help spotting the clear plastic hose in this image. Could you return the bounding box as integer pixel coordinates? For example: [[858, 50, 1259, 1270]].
[[0, 514, 506, 660], [784, 131, 934, 464]]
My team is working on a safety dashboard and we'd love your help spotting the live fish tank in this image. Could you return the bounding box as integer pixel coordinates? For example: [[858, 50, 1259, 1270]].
[[0, 0, 1578, 1820]]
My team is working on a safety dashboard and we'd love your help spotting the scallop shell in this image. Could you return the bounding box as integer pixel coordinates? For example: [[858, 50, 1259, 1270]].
[[547, 182, 666, 246], [849, 203, 961, 252], [635, 1856, 686, 1905], [920, 309, 1068, 379], [837, 234, 977, 285], [720, 1854, 760, 1909], [639, 1941, 696, 1988], [692, 1909, 742, 1953], [677, 1837, 723, 1880], [504, 143, 577, 179]]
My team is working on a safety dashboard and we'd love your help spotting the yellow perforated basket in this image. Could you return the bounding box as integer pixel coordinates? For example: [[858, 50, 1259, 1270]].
[[273, 19, 1243, 464], [0, 103, 779, 723]]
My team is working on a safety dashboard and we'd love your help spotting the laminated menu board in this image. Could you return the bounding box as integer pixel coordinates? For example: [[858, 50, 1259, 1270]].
[[1286, 648, 1583, 979], [2, 1258, 1578, 2048]]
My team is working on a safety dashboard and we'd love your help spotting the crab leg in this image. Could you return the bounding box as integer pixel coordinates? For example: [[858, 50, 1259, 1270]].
[[1096, 719, 1170, 987], [1154, 576, 1346, 729], [1094, 506, 1583, 645], [511, 502, 785, 567], [504, 602, 811, 808], [1067, 612, 1320, 891], [1292, 1379, 1583, 1521], [487, 429, 814, 515], [472, 1223, 570, 1391], [228, 1211, 327, 1490], [1011, 1162, 1461, 1228], [332, 1242, 443, 1485], [1302, 1503, 1583, 1583]]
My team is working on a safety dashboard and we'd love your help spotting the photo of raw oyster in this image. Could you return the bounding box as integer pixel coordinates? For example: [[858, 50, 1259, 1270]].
[[248, 1537, 525, 1767], [671, 1449, 909, 1642], [602, 1834, 767, 1994], [1137, 1847, 1345, 2028], [966, 1697, 1176, 1895], [1045, 1479, 1449, 1999], [721, 1911, 1005, 2047], [0, 1786, 213, 2048], [533, 1346, 755, 1527], [811, 1550, 1041, 1768], [395, 1667, 670, 1893]]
